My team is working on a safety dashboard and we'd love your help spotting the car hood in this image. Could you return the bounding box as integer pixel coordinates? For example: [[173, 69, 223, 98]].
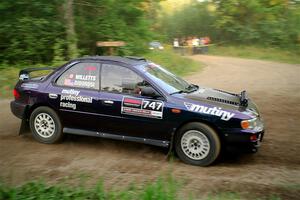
[[174, 87, 260, 120], [183, 87, 242, 111]]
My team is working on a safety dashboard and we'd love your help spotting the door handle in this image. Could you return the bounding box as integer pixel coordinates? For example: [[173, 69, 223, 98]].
[[103, 100, 114, 105], [49, 93, 58, 99]]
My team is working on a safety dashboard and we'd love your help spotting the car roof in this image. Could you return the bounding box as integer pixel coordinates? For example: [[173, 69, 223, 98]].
[[71, 56, 148, 66]]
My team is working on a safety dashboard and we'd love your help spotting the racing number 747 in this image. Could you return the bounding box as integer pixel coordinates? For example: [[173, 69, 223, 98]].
[[143, 100, 163, 111]]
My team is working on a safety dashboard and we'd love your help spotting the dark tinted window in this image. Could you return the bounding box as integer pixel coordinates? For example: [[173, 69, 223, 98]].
[[101, 64, 146, 95], [56, 62, 100, 90]]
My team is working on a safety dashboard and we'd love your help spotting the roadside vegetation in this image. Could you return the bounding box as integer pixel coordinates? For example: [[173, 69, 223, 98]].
[[0, 177, 281, 200], [160, 1, 300, 55], [142, 48, 202, 76], [0, 64, 51, 99], [0, 177, 178, 200], [208, 45, 300, 64]]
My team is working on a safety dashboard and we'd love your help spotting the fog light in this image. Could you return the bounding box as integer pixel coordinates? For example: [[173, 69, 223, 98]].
[[250, 134, 257, 141]]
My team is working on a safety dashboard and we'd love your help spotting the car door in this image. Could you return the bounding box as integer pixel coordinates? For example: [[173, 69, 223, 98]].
[[47, 61, 104, 131], [96, 62, 171, 141]]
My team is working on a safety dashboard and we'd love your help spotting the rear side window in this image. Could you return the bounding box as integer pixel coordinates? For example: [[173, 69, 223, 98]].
[[101, 64, 145, 95], [56, 62, 100, 90]]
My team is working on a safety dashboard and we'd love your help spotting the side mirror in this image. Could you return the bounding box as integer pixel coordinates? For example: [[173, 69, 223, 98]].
[[141, 87, 161, 98]]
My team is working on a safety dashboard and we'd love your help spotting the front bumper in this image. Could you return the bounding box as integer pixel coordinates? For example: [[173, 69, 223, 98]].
[[222, 128, 265, 152], [10, 100, 27, 119]]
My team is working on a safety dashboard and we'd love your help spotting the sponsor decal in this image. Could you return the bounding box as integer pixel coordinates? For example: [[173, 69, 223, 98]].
[[85, 66, 97, 71], [60, 94, 93, 103], [60, 89, 93, 110], [121, 97, 164, 119], [62, 89, 80, 96], [75, 74, 96, 81], [184, 102, 235, 121], [60, 101, 76, 110], [21, 83, 39, 89], [63, 74, 97, 89], [74, 80, 95, 88]]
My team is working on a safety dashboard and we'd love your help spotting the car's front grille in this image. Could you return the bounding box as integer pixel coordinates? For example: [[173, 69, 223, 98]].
[[207, 96, 239, 106]]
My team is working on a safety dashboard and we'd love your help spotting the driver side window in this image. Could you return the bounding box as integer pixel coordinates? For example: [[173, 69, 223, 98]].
[[101, 64, 149, 95]]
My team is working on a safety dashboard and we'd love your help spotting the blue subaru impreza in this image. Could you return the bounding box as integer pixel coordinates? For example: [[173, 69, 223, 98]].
[[11, 56, 264, 166]]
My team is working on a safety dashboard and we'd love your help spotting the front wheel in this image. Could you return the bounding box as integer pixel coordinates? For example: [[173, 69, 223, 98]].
[[175, 122, 221, 166], [29, 106, 63, 144]]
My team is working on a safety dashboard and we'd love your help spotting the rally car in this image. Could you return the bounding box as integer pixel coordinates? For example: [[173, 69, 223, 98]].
[[11, 56, 264, 166]]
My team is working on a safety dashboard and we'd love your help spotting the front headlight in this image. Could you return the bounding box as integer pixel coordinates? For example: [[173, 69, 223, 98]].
[[241, 118, 264, 131]]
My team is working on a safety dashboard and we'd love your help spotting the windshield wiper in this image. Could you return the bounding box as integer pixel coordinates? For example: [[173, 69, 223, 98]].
[[170, 90, 188, 95], [170, 85, 199, 95], [185, 84, 199, 93]]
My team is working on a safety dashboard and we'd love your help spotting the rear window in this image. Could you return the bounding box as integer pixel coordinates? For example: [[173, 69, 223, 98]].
[[56, 62, 100, 90]]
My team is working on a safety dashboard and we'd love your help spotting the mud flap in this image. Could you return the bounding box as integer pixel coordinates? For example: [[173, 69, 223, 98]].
[[166, 128, 176, 160], [19, 114, 29, 135]]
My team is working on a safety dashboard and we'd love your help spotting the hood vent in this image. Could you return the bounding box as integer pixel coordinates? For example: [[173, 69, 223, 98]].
[[207, 96, 239, 106], [214, 89, 239, 96]]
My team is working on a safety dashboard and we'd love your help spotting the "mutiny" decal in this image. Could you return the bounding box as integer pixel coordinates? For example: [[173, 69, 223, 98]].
[[184, 102, 235, 121]]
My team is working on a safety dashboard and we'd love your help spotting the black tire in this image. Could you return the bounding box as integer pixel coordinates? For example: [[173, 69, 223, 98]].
[[29, 106, 63, 144], [175, 122, 221, 166]]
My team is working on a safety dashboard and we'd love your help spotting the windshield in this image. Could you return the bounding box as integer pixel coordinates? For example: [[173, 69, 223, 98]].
[[142, 63, 197, 94]]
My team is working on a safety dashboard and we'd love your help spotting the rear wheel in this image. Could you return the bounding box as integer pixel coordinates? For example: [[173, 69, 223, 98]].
[[175, 122, 221, 166], [29, 106, 63, 144]]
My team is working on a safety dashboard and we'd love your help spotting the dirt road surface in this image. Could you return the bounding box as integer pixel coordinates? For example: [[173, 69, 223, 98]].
[[1, 55, 299, 199]]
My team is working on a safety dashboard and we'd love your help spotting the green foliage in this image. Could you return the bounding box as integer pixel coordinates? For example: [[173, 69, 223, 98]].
[[0, 66, 19, 98], [75, 0, 154, 56], [213, 0, 300, 47], [0, 0, 65, 64], [0, 63, 55, 99], [52, 39, 67, 66], [0, 178, 284, 200], [159, 2, 217, 39], [0, 0, 159, 65], [159, 0, 300, 51], [0, 177, 180, 200]]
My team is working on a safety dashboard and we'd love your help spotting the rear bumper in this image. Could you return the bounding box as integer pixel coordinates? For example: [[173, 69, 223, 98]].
[[10, 100, 27, 119]]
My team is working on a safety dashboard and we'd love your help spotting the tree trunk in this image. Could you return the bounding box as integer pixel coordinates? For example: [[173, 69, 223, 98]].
[[64, 0, 78, 59]]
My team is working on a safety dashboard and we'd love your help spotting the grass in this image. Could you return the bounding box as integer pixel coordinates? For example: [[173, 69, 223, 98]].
[[0, 176, 284, 200], [0, 176, 179, 200], [141, 47, 202, 76], [208, 45, 300, 64], [0, 50, 202, 99]]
